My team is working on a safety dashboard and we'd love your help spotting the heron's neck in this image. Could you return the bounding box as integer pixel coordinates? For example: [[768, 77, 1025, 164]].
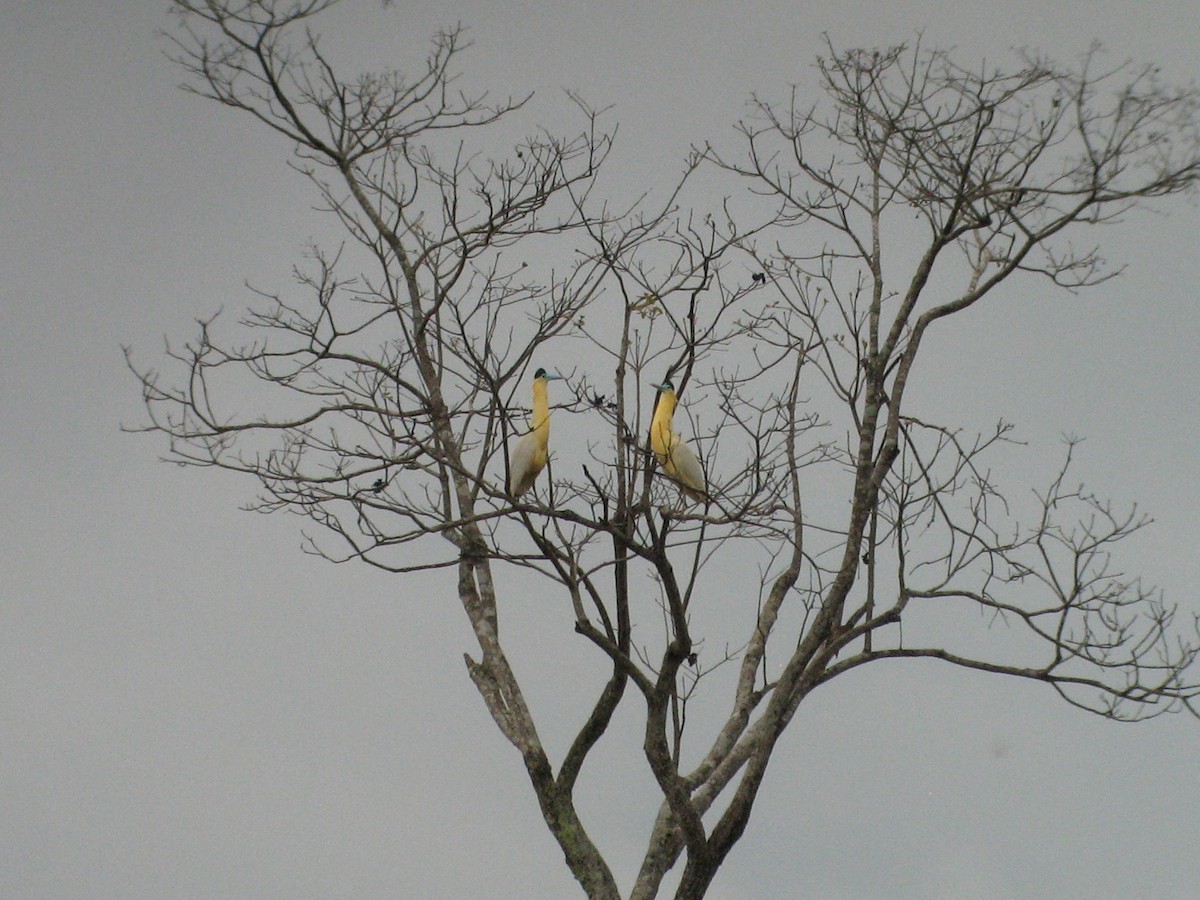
[[652, 392, 677, 438], [532, 380, 551, 433]]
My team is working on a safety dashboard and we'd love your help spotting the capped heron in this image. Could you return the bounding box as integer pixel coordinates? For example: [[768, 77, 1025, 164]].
[[650, 380, 707, 501], [508, 368, 563, 497]]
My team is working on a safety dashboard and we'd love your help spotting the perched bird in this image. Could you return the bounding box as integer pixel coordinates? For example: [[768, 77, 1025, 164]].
[[650, 380, 707, 501], [509, 368, 563, 497]]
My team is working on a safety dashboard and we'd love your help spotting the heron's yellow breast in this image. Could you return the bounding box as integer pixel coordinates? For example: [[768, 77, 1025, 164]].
[[650, 391, 678, 462]]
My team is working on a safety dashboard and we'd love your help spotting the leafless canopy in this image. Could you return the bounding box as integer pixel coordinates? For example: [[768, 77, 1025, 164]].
[[129, 4, 1200, 897]]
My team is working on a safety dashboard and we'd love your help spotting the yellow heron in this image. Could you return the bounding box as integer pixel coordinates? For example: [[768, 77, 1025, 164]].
[[508, 368, 562, 497], [650, 380, 707, 501]]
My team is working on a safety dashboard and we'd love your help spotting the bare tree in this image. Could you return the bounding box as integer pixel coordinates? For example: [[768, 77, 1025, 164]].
[[128, 4, 1200, 897]]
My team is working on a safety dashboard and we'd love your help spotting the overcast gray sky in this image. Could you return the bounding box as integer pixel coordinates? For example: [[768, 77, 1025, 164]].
[[3, 1, 1198, 898]]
